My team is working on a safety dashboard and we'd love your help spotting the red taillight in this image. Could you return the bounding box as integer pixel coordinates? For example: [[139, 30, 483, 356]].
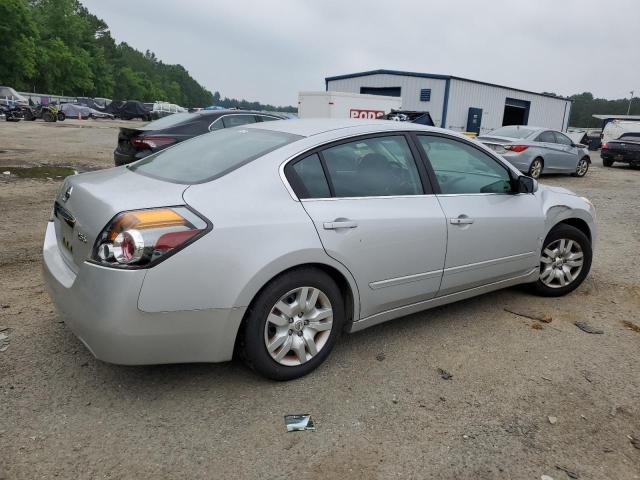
[[131, 135, 177, 150], [505, 145, 529, 153], [92, 207, 209, 269], [601, 143, 608, 150]]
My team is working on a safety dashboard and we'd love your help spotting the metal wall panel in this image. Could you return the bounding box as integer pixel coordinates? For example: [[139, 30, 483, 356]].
[[326, 74, 448, 126], [446, 79, 571, 133]]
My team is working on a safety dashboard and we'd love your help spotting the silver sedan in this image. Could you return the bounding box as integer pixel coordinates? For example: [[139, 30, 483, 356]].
[[43, 119, 596, 380], [477, 125, 591, 179]]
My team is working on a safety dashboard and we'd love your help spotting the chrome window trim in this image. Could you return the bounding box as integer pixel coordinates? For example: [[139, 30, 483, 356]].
[[278, 130, 432, 202]]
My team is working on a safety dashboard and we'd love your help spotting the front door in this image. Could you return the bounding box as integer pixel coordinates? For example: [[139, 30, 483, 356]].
[[466, 108, 483, 134], [285, 134, 447, 319], [415, 134, 545, 295]]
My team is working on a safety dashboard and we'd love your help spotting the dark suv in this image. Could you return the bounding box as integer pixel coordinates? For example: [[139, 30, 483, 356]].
[[114, 109, 286, 166]]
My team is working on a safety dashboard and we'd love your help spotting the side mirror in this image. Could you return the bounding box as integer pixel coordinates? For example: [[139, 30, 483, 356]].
[[515, 175, 537, 193]]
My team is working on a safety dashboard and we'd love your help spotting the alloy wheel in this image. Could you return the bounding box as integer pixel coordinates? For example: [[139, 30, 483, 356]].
[[576, 158, 589, 176], [264, 286, 333, 366], [529, 159, 543, 179], [539, 238, 584, 288]]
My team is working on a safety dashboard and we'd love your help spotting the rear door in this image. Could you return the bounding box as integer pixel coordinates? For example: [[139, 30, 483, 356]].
[[415, 134, 544, 296], [285, 133, 447, 319]]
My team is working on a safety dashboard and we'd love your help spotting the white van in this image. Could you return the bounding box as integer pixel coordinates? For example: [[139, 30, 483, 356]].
[[601, 120, 640, 145]]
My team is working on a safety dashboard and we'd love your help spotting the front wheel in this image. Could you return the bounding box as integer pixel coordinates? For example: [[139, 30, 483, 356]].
[[572, 157, 589, 177], [241, 268, 344, 380], [528, 158, 543, 179], [531, 224, 592, 297], [57, 112, 66, 121]]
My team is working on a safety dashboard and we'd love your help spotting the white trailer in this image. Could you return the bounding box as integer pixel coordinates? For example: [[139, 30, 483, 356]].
[[298, 91, 402, 120]]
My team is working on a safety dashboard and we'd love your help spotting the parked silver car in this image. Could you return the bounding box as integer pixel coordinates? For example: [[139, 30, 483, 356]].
[[43, 120, 596, 380], [477, 126, 591, 179]]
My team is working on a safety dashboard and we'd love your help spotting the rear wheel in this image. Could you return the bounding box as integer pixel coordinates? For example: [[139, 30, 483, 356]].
[[572, 157, 589, 177], [531, 224, 592, 297], [241, 268, 344, 380], [602, 158, 614, 167], [42, 110, 56, 122], [528, 157, 543, 179]]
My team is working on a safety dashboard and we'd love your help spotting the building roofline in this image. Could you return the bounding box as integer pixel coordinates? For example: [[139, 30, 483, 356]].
[[325, 69, 571, 102]]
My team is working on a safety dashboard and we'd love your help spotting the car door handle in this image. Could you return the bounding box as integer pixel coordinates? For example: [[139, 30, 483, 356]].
[[323, 220, 358, 230], [450, 216, 474, 225]]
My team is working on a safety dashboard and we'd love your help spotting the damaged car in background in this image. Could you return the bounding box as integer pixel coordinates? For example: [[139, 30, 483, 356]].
[[477, 125, 591, 179], [113, 109, 286, 165]]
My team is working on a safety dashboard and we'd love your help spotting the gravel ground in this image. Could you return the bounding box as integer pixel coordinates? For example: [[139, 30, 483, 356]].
[[1, 119, 639, 480]]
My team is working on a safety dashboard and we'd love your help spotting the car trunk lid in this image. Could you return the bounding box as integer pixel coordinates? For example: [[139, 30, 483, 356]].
[[52, 167, 188, 272]]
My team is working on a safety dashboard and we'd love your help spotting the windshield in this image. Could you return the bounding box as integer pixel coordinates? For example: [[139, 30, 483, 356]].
[[487, 126, 537, 139], [130, 127, 302, 184]]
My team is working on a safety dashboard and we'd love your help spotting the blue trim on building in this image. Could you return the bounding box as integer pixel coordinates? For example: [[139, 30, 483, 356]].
[[441, 79, 450, 128], [325, 69, 571, 101]]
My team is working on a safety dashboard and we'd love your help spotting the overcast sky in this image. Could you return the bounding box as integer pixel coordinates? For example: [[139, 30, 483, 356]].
[[81, 0, 639, 106]]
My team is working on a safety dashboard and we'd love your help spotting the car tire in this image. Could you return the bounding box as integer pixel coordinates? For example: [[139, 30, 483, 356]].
[[528, 157, 543, 179], [530, 224, 592, 297], [602, 158, 614, 167], [572, 157, 589, 177], [240, 267, 344, 381]]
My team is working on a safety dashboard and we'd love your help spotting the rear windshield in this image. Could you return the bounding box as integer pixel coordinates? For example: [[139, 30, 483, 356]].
[[130, 127, 302, 184], [143, 112, 194, 129], [488, 126, 537, 139]]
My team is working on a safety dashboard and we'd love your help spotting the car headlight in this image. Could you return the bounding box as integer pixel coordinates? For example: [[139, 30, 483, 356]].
[[91, 206, 210, 269]]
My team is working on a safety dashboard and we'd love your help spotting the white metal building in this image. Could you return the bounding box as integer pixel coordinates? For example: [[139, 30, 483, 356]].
[[325, 69, 572, 134]]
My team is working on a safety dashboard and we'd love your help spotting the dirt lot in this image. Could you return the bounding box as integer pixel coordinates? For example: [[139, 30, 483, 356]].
[[1, 119, 639, 480]]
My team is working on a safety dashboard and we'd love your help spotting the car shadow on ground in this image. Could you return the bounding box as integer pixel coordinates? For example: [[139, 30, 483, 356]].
[[53, 284, 538, 391]]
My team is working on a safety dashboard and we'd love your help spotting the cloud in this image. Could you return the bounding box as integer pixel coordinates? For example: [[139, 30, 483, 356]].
[[81, 0, 640, 105]]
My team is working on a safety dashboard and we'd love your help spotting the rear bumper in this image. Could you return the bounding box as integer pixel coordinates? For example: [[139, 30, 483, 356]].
[[42, 222, 245, 365], [601, 150, 640, 163], [113, 148, 152, 166]]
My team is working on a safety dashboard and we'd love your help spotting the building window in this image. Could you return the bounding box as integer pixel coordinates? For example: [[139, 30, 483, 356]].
[[420, 89, 431, 102], [360, 86, 401, 97]]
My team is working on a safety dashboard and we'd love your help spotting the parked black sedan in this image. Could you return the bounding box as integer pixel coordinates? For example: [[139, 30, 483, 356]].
[[601, 133, 640, 168], [113, 109, 286, 166]]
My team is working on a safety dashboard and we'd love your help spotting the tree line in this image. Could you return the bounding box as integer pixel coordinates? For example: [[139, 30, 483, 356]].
[[567, 92, 638, 128], [0, 0, 296, 111]]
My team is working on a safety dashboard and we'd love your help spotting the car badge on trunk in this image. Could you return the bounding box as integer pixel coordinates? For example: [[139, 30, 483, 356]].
[[62, 185, 73, 202]]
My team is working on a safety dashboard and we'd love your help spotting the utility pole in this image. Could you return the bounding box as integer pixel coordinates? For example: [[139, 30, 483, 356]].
[[627, 90, 635, 115]]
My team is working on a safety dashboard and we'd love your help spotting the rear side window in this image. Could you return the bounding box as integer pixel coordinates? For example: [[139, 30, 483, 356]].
[[222, 115, 256, 128], [289, 154, 331, 199], [130, 128, 301, 184], [322, 136, 423, 197]]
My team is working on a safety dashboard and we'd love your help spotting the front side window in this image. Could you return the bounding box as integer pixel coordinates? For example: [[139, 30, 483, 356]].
[[536, 131, 556, 143], [130, 128, 301, 184], [222, 115, 256, 128], [418, 135, 512, 195], [553, 132, 573, 146], [321, 136, 423, 197], [257, 115, 280, 122]]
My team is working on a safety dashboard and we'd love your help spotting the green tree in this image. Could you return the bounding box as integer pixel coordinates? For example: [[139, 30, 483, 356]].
[[0, 0, 39, 90]]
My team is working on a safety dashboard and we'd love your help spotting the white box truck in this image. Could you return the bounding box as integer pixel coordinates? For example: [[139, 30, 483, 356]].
[[298, 91, 402, 120]]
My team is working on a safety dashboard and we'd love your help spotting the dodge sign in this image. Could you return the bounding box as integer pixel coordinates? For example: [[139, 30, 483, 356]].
[[350, 109, 385, 119]]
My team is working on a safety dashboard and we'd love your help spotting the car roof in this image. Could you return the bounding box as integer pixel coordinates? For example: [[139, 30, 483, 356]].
[[244, 118, 443, 137], [196, 109, 285, 117]]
